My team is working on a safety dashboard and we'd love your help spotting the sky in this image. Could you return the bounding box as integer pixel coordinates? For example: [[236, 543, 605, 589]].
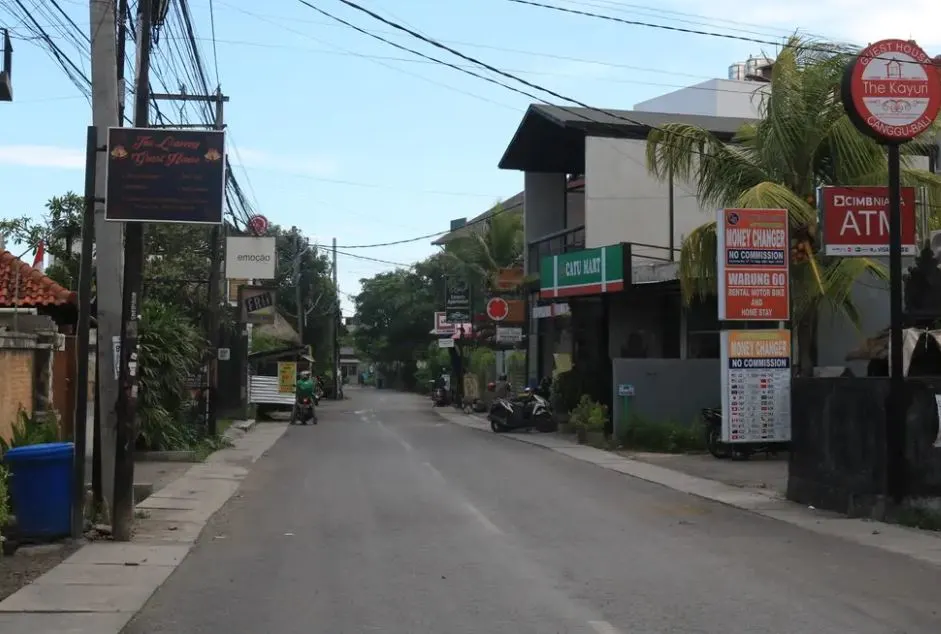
[[2, 0, 941, 317]]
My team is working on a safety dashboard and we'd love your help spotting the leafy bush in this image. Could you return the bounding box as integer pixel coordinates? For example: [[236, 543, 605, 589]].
[[138, 299, 205, 451], [619, 414, 705, 453], [571, 395, 607, 433], [0, 464, 9, 529], [0, 408, 60, 456], [469, 347, 496, 386]]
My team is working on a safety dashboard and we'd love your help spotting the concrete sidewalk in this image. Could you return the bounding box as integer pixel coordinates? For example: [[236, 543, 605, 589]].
[[0, 420, 289, 634], [435, 409, 941, 568]]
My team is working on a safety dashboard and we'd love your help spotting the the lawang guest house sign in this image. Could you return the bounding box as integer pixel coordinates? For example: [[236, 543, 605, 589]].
[[539, 244, 629, 299]]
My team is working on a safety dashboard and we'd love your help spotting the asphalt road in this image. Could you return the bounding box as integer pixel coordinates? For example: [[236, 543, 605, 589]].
[[123, 388, 941, 634]]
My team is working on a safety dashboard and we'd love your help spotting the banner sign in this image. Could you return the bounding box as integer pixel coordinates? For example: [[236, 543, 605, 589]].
[[717, 208, 790, 321], [226, 236, 277, 280], [539, 244, 627, 299], [720, 329, 792, 443], [278, 362, 297, 394], [433, 311, 455, 335], [105, 127, 225, 224], [239, 286, 277, 324], [445, 278, 471, 323], [818, 186, 917, 256]]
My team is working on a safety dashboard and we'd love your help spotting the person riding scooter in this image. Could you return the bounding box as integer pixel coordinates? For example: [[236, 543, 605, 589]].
[[294, 370, 317, 424]]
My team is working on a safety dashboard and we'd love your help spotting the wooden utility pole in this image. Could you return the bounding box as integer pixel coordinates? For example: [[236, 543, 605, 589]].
[[332, 237, 339, 399], [88, 0, 123, 521]]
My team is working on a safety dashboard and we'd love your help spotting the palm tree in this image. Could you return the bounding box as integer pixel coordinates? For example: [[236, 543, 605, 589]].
[[645, 37, 941, 374], [446, 207, 523, 290]]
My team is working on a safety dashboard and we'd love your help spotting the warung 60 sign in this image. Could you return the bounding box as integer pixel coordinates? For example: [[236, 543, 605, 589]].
[[717, 208, 790, 321]]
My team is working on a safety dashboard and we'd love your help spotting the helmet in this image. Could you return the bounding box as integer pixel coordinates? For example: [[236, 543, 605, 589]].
[[300, 370, 311, 379]]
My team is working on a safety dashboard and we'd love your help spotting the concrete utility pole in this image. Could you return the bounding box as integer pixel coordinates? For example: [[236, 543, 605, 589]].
[[112, 0, 153, 541], [332, 237, 339, 399], [206, 87, 225, 437], [88, 0, 124, 520], [295, 231, 304, 341]]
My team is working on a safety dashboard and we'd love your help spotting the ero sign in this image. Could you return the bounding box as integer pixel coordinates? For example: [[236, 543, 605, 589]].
[[819, 186, 917, 256]]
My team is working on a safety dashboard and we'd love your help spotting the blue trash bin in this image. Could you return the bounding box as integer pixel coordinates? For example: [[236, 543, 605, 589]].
[[3, 442, 74, 539]]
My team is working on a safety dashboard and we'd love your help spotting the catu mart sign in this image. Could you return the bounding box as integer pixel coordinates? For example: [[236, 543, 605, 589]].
[[717, 208, 790, 321], [539, 244, 628, 299], [818, 186, 917, 256]]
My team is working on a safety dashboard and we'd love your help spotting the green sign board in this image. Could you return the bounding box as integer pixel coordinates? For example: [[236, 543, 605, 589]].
[[539, 244, 627, 299]]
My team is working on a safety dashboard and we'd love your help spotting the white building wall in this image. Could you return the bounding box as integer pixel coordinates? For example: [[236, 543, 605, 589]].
[[584, 136, 714, 260], [634, 79, 768, 119]]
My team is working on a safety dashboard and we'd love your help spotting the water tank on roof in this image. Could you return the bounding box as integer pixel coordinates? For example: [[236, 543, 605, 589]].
[[728, 62, 747, 81], [745, 56, 773, 79]]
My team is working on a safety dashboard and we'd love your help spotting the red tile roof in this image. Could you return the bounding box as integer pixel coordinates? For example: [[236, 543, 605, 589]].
[[0, 250, 77, 307]]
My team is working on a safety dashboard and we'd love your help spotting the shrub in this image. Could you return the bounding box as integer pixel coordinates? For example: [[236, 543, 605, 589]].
[[619, 414, 705, 453], [571, 395, 608, 433], [551, 370, 581, 414], [0, 465, 9, 529], [0, 408, 60, 456], [138, 299, 205, 451]]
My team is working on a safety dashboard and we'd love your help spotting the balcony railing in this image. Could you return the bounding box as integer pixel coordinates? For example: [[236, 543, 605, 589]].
[[527, 225, 585, 272]]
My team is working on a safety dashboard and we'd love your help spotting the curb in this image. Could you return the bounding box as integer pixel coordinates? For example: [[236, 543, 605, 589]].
[[437, 409, 941, 568], [0, 420, 288, 634]]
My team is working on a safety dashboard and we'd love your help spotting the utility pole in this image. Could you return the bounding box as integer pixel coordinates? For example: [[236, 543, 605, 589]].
[[206, 86, 225, 437], [332, 237, 339, 399], [89, 0, 123, 521], [112, 0, 153, 541], [295, 230, 304, 343]]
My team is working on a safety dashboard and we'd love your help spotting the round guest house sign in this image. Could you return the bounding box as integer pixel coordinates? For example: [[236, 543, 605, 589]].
[[843, 39, 941, 143]]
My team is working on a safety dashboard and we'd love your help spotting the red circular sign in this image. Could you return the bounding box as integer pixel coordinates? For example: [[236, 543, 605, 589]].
[[486, 297, 509, 321], [248, 215, 269, 235], [843, 39, 941, 143]]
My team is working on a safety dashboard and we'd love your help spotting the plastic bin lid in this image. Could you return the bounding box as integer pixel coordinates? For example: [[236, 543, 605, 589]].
[[3, 442, 75, 461]]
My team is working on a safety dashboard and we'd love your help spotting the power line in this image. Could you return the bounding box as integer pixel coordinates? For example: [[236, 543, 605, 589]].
[[334, 249, 415, 268], [208, 0, 221, 86]]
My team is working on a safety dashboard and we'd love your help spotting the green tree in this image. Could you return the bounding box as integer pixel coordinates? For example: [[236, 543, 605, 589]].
[[644, 38, 941, 374], [0, 192, 84, 288], [446, 208, 523, 288]]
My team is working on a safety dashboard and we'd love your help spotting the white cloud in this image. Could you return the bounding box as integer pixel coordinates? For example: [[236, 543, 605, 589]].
[[234, 147, 340, 178], [669, 0, 941, 48], [0, 145, 85, 169]]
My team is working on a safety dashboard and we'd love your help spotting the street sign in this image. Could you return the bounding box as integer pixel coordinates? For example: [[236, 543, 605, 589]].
[[239, 286, 277, 324], [217, 347, 231, 361], [278, 362, 297, 393], [716, 208, 790, 321], [819, 186, 917, 256], [105, 127, 225, 224], [248, 214, 269, 235], [486, 297, 509, 321], [843, 39, 941, 143], [445, 278, 470, 323]]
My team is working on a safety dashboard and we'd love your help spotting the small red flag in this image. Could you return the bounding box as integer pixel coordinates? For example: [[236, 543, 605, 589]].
[[32, 240, 45, 270]]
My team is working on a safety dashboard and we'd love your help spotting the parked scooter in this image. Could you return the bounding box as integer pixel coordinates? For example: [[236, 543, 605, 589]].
[[487, 383, 555, 433], [701, 407, 788, 459]]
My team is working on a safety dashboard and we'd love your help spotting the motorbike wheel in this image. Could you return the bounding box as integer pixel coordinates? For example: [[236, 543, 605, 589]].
[[534, 413, 556, 433], [490, 418, 506, 433], [705, 425, 729, 459]]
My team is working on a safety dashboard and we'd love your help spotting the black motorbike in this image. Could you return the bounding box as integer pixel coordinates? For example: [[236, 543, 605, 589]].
[[488, 385, 556, 433], [702, 407, 788, 459], [293, 396, 317, 425], [431, 382, 450, 407]]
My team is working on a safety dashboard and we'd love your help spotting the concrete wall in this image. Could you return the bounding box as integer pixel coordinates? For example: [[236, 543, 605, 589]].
[[634, 79, 768, 119], [788, 377, 941, 515], [611, 358, 720, 428], [584, 137, 713, 260]]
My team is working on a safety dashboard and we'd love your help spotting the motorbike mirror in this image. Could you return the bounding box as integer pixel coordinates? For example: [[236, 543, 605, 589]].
[[487, 382, 496, 392]]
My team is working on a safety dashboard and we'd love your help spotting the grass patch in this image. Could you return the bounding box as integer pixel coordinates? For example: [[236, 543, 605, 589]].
[[617, 414, 705, 454], [193, 435, 235, 462], [217, 418, 234, 437]]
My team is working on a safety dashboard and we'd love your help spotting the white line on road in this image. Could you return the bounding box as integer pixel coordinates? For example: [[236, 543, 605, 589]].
[[588, 621, 622, 634], [463, 501, 503, 535], [422, 461, 446, 481]]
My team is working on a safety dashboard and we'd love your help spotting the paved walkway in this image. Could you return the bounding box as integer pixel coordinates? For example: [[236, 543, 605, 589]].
[[0, 420, 288, 634], [433, 406, 941, 568]]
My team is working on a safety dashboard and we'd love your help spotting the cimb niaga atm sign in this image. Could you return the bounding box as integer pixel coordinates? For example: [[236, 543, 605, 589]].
[[819, 186, 917, 256]]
